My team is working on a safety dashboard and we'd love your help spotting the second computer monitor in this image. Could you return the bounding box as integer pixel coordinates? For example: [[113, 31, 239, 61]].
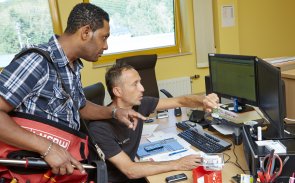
[[208, 53, 258, 112], [256, 58, 285, 138]]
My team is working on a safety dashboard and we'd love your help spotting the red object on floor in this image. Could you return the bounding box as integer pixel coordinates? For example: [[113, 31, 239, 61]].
[[193, 166, 222, 183]]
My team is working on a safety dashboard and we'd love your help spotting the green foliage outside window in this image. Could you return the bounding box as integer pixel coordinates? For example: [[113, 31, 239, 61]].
[[0, 0, 53, 55], [91, 0, 174, 37]]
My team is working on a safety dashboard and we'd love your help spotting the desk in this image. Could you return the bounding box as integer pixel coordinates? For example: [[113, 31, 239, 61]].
[[265, 60, 295, 119], [143, 109, 249, 183]]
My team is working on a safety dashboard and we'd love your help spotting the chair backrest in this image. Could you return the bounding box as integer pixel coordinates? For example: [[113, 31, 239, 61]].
[[80, 82, 105, 134], [83, 82, 105, 106], [116, 54, 159, 98], [82, 83, 108, 183]]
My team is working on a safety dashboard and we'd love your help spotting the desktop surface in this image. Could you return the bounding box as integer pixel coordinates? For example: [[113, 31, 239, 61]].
[[143, 108, 249, 183]]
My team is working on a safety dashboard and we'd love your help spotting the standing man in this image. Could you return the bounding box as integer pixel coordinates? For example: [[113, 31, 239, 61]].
[[88, 63, 219, 183], [0, 2, 145, 178]]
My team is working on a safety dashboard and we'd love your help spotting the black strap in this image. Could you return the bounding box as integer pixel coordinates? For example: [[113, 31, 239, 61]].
[[13, 48, 105, 161], [13, 48, 52, 63]]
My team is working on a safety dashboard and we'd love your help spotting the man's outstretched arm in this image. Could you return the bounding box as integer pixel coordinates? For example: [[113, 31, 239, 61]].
[[156, 93, 219, 112], [109, 151, 202, 179]]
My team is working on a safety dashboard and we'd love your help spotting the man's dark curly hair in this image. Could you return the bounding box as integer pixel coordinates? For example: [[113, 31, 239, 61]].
[[65, 3, 109, 34]]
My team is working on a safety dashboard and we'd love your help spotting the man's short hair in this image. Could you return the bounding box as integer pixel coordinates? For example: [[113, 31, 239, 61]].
[[65, 3, 109, 34], [105, 63, 134, 100]]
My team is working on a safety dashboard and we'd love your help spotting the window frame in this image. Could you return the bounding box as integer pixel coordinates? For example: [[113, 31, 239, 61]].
[[84, 0, 182, 67], [48, 0, 63, 35]]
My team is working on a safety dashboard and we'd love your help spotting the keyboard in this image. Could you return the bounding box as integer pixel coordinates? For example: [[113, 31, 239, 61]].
[[176, 120, 211, 131], [210, 117, 230, 125], [176, 121, 191, 131], [209, 117, 242, 127], [178, 127, 232, 153]]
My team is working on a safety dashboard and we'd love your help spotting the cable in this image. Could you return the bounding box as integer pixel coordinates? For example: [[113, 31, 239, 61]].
[[223, 152, 231, 163], [207, 125, 251, 174], [232, 142, 250, 174], [223, 141, 250, 174]]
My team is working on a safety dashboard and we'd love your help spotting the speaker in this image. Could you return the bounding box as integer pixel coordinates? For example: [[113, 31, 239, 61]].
[[205, 75, 212, 95]]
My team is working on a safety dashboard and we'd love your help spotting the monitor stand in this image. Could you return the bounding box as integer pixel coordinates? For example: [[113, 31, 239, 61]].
[[220, 103, 254, 113]]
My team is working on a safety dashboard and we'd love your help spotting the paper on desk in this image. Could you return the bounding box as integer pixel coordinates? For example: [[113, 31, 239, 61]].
[[211, 124, 235, 135], [142, 124, 159, 137], [147, 131, 174, 142], [147, 131, 191, 148], [150, 148, 201, 162]]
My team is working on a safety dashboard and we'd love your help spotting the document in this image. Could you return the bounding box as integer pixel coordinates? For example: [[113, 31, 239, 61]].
[[137, 137, 187, 161], [211, 124, 235, 135], [150, 148, 201, 162], [142, 124, 159, 137]]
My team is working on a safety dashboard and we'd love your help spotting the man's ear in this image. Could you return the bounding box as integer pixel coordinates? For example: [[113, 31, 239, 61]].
[[113, 87, 122, 97], [80, 25, 93, 40]]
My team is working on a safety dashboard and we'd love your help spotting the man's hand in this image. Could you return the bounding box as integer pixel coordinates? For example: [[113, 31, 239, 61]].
[[44, 143, 85, 175], [202, 93, 219, 112], [174, 154, 202, 170], [115, 108, 147, 130]]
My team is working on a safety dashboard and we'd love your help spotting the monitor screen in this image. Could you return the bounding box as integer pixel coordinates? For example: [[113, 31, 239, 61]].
[[257, 58, 285, 138], [208, 53, 258, 109]]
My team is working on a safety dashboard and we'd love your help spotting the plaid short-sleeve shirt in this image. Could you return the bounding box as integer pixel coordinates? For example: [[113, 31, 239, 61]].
[[0, 35, 86, 130]]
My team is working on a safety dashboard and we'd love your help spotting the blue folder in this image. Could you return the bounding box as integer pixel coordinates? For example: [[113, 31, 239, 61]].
[[137, 138, 184, 159]]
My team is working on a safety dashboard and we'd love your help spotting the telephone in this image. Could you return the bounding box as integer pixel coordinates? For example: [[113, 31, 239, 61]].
[[189, 110, 205, 123], [160, 89, 182, 116]]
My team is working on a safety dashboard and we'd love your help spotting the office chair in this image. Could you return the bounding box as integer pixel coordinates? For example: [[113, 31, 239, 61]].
[[116, 54, 159, 98], [83, 82, 105, 106], [80, 82, 105, 134], [82, 82, 108, 182]]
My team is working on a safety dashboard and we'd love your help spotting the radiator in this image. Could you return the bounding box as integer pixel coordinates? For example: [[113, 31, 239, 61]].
[[158, 77, 192, 98], [104, 76, 192, 104]]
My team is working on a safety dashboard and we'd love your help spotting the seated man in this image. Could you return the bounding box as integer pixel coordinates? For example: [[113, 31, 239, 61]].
[[88, 63, 219, 183]]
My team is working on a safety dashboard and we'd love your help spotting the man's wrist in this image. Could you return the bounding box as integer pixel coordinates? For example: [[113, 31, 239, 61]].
[[41, 141, 54, 158]]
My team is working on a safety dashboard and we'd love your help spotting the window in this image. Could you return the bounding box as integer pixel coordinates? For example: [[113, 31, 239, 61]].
[[0, 0, 61, 68], [87, 0, 181, 66]]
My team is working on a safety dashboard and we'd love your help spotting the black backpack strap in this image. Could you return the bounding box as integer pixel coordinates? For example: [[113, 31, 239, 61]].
[[13, 48, 64, 86], [13, 48, 70, 100], [13, 48, 52, 63]]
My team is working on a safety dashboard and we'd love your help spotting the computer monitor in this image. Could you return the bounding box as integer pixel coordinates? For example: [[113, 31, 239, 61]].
[[256, 58, 285, 139], [208, 53, 258, 112]]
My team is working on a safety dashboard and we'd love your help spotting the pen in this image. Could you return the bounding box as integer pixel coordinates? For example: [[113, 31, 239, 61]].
[[168, 149, 188, 156]]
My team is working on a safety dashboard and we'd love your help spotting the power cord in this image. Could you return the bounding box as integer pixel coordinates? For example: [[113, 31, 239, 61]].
[[223, 138, 250, 174]]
